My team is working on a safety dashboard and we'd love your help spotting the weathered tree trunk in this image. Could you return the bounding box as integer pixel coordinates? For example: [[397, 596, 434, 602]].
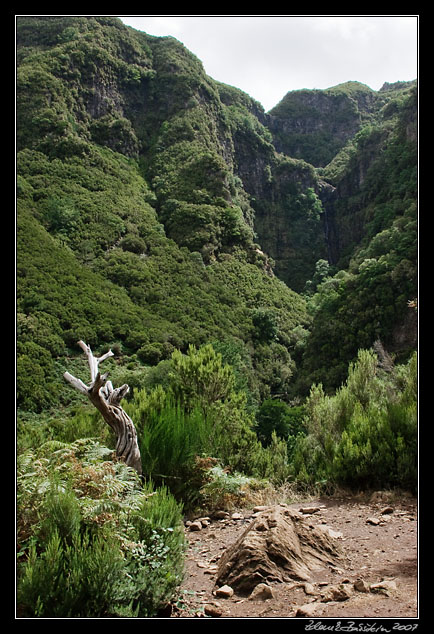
[[63, 340, 142, 475], [215, 505, 343, 594]]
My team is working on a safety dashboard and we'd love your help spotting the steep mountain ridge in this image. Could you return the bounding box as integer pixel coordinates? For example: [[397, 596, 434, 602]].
[[16, 16, 417, 409], [16, 16, 307, 411], [266, 81, 415, 167]]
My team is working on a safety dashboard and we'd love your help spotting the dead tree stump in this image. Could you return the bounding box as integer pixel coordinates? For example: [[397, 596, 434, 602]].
[[215, 505, 343, 595], [63, 340, 142, 475]]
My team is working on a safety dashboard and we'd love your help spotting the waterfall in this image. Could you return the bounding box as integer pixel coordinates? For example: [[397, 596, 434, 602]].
[[318, 181, 337, 265]]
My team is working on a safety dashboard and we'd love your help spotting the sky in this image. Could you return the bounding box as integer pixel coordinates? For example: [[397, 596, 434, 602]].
[[118, 15, 418, 112]]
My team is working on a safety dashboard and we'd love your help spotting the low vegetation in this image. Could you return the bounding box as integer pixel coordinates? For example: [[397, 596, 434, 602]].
[[17, 342, 417, 616]]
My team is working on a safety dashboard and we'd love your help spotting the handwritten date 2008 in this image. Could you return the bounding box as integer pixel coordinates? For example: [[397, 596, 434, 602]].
[[304, 622, 418, 633]]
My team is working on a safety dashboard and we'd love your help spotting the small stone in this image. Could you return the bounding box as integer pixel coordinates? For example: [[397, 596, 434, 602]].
[[231, 512, 243, 520], [296, 603, 318, 617], [204, 566, 218, 575], [215, 584, 234, 598], [370, 580, 397, 595], [321, 584, 352, 602], [303, 582, 317, 596], [366, 517, 380, 526], [354, 578, 370, 593], [381, 506, 394, 515], [213, 510, 230, 519], [299, 506, 322, 515], [189, 520, 203, 531], [249, 583, 274, 601], [204, 603, 223, 617]]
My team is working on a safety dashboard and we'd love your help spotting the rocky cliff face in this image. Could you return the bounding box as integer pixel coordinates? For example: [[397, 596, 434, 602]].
[[17, 16, 416, 293], [267, 82, 380, 167], [322, 84, 417, 269], [223, 79, 416, 289]]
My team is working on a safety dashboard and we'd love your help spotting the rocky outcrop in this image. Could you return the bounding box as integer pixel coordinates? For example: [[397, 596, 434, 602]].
[[267, 82, 379, 167], [215, 505, 342, 595]]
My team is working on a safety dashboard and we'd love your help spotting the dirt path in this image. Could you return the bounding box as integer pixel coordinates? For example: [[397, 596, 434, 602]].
[[170, 491, 417, 619]]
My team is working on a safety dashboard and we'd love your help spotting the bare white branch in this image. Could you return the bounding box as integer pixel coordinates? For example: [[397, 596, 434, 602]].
[[63, 341, 142, 475], [63, 371, 89, 394], [97, 349, 115, 364]]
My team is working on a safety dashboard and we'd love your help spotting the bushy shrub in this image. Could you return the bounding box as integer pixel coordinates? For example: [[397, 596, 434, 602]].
[[255, 399, 306, 449], [131, 393, 211, 506], [18, 528, 126, 617], [115, 480, 186, 617], [292, 349, 417, 491], [332, 404, 396, 487], [199, 464, 252, 510], [169, 344, 235, 411], [252, 308, 278, 343], [124, 344, 293, 505], [16, 439, 185, 618]]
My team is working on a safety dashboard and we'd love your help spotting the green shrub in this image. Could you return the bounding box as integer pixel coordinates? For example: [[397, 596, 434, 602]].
[[199, 464, 252, 510], [127, 391, 211, 505], [255, 399, 306, 449], [332, 404, 396, 487], [137, 342, 163, 365], [133, 480, 185, 538], [17, 529, 125, 618], [125, 344, 294, 504], [169, 344, 235, 412], [16, 438, 186, 618], [292, 349, 417, 491], [252, 308, 278, 343], [120, 481, 186, 617], [38, 481, 82, 546], [252, 431, 291, 484]]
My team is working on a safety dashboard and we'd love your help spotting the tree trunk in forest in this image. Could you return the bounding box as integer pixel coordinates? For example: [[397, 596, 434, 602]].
[[63, 340, 142, 475]]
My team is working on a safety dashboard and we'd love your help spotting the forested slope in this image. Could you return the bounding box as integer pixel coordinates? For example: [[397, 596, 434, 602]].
[[16, 16, 309, 412], [17, 16, 417, 408]]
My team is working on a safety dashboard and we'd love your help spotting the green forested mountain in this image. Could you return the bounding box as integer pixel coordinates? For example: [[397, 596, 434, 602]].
[[16, 15, 417, 409], [17, 15, 417, 408], [16, 16, 308, 413], [16, 16, 418, 618]]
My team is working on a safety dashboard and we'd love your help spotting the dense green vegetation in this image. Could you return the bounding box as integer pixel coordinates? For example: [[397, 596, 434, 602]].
[[294, 84, 418, 393], [292, 347, 417, 491], [268, 80, 415, 168], [17, 439, 185, 617], [16, 16, 417, 617]]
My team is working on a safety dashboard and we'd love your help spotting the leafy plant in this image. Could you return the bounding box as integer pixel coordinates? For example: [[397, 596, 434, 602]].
[[199, 464, 252, 510], [134, 394, 211, 505], [16, 438, 186, 617], [292, 349, 417, 491], [18, 529, 126, 617], [169, 344, 235, 411], [256, 399, 306, 457]]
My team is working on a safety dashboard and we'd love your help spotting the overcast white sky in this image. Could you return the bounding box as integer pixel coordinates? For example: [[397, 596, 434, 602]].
[[118, 15, 418, 112]]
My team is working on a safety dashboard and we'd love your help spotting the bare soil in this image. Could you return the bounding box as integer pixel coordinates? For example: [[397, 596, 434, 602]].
[[170, 491, 418, 619]]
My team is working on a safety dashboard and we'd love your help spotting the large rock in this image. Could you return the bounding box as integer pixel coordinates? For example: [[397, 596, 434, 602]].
[[215, 505, 342, 595]]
